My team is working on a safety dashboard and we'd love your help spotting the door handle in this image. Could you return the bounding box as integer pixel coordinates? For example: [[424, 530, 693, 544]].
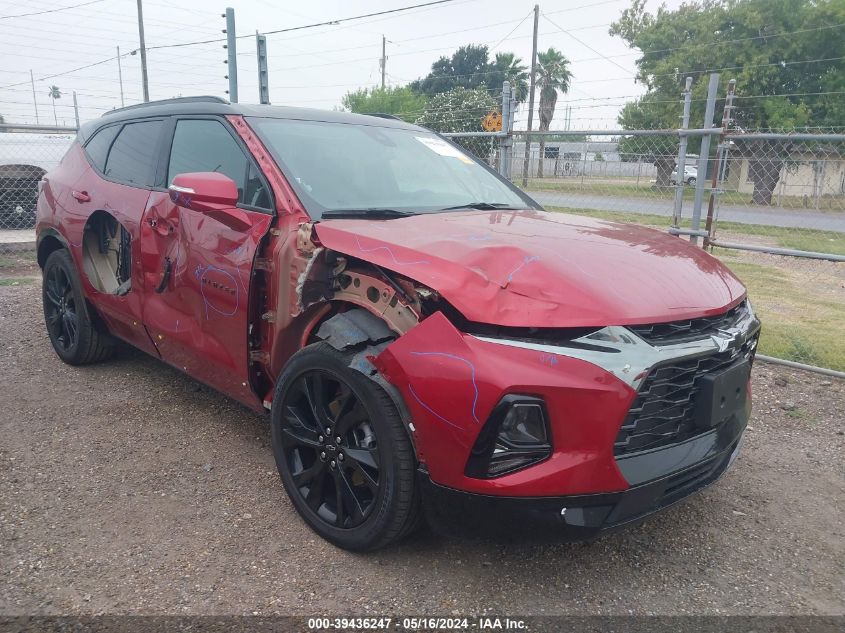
[[71, 190, 91, 202]]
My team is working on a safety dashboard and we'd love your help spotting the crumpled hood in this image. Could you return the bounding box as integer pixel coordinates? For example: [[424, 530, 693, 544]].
[[314, 209, 746, 328]]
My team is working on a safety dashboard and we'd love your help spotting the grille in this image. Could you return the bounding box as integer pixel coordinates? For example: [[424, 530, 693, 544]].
[[613, 334, 757, 456], [628, 300, 748, 345]]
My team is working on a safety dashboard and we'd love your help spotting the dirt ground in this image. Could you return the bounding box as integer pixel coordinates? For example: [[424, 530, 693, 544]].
[[0, 270, 843, 617]]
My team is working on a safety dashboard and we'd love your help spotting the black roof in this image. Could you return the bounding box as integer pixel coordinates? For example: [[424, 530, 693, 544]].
[[80, 95, 423, 139]]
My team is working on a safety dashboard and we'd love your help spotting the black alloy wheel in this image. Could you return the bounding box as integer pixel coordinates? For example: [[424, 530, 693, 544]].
[[42, 249, 114, 365], [279, 369, 382, 529], [271, 342, 420, 550], [44, 263, 79, 352]]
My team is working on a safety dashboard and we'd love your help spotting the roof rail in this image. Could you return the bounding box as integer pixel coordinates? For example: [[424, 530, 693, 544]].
[[366, 112, 402, 121], [102, 95, 229, 117]]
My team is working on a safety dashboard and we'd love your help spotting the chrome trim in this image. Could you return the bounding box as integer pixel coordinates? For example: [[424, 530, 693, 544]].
[[473, 302, 760, 390], [168, 184, 195, 194]]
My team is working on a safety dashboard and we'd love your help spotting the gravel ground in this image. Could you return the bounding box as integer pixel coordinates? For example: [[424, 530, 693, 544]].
[[0, 275, 843, 617]]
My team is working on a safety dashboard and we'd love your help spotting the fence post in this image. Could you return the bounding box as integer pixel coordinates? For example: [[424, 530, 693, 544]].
[[704, 78, 735, 248], [72, 91, 80, 129], [690, 73, 720, 245], [500, 81, 512, 179], [672, 77, 693, 229]]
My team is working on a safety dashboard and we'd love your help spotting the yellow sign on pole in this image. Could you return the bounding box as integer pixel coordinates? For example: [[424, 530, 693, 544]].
[[482, 111, 502, 132]]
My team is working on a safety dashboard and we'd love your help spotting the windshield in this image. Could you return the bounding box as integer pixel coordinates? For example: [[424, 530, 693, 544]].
[[247, 117, 534, 218]]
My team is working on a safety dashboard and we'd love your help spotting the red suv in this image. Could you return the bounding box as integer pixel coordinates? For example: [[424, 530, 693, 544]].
[[36, 96, 760, 550]]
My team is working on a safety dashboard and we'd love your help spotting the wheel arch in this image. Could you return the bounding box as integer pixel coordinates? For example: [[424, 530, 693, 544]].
[[36, 228, 70, 268], [301, 304, 418, 450]]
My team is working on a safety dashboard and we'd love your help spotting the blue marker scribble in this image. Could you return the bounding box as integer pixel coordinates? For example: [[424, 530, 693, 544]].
[[539, 353, 559, 367], [225, 243, 250, 291], [409, 351, 480, 424], [170, 191, 193, 207], [195, 264, 238, 319], [407, 383, 462, 430], [354, 236, 430, 266], [503, 255, 539, 285]]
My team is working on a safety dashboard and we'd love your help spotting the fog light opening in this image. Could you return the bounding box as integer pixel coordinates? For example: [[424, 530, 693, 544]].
[[465, 395, 552, 479]]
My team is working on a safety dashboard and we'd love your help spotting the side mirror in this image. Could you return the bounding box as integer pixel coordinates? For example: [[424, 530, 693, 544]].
[[169, 172, 239, 211], [168, 172, 251, 231]]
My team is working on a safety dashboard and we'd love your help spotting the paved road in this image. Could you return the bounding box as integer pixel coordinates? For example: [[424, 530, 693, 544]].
[[528, 190, 845, 233]]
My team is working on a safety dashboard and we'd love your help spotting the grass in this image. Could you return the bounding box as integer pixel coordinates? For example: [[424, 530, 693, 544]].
[[0, 278, 35, 286], [0, 250, 37, 270], [712, 260, 845, 372], [527, 179, 845, 212], [546, 206, 845, 256], [546, 206, 845, 371]]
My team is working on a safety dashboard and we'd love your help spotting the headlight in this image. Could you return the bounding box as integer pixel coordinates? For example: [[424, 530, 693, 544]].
[[465, 395, 552, 478]]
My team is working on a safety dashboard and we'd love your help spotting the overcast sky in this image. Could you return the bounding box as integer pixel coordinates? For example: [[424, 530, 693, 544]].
[[0, 0, 685, 129]]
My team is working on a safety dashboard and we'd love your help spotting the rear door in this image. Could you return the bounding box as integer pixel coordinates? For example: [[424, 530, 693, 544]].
[[140, 117, 274, 404], [74, 119, 166, 355]]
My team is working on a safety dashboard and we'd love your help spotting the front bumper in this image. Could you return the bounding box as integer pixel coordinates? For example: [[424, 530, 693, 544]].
[[421, 416, 746, 540]]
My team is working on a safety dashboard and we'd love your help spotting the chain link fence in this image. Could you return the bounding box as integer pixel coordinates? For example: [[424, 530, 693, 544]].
[[1, 111, 842, 373], [0, 125, 76, 258], [455, 127, 844, 374]]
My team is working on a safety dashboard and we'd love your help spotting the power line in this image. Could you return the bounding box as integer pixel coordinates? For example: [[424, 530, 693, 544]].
[[541, 12, 633, 76], [0, 52, 128, 90], [143, 0, 462, 53], [0, 0, 107, 20]]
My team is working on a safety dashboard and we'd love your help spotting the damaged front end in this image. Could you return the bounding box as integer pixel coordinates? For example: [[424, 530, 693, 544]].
[[277, 222, 635, 501]]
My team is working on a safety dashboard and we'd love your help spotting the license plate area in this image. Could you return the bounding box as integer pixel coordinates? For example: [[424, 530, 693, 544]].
[[694, 360, 751, 429]]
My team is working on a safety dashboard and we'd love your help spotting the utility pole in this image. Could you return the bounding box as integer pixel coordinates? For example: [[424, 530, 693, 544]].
[[116, 46, 125, 107], [256, 32, 270, 104], [136, 0, 149, 102], [72, 91, 80, 128], [521, 4, 540, 188], [380, 35, 386, 90], [223, 8, 238, 102], [30, 70, 39, 124]]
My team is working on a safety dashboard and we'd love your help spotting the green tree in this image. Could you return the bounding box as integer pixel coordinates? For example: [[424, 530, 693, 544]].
[[536, 48, 572, 178], [616, 96, 679, 185], [411, 44, 530, 104], [47, 85, 61, 127], [611, 0, 845, 203], [492, 52, 529, 102], [415, 87, 497, 157], [341, 86, 427, 122]]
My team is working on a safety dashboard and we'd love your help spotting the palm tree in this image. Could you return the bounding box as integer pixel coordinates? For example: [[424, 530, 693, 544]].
[[47, 85, 62, 126], [535, 48, 572, 178], [494, 52, 529, 103]]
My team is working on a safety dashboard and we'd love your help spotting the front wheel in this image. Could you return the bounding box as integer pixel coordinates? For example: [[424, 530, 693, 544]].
[[271, 343, 420, 550], [687, 177, 697, 186]]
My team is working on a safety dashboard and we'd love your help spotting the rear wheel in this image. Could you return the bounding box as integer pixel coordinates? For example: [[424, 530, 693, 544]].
[[42, 249, 114, 365], [271, 343, 419, 550], [687, 177, 697, 186]]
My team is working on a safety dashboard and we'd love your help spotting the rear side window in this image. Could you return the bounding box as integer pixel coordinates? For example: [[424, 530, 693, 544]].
[[83, 125, 119, 172], [104, 120, 163, 187], [167, 119, 271, 209]]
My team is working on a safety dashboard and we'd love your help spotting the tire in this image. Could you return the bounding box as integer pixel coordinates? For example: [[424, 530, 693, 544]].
[[687, 177, 697, 186], [271, 342, 420, 551], [42, 249, 115, 365]]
